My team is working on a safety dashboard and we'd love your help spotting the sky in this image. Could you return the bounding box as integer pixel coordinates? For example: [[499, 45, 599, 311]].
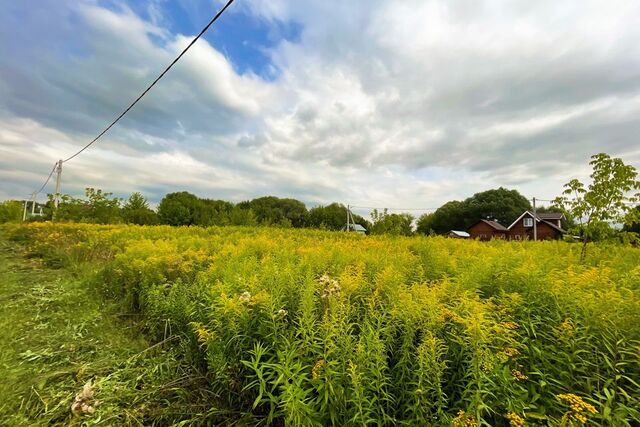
[[1, 0, 640, 215]]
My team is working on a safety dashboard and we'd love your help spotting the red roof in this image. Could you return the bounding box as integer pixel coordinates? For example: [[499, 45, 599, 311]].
[[478, 219, 508, 231]]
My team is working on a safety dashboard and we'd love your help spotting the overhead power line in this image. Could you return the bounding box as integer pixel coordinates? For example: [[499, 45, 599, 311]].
[[62, 0, 236, 163], [34, 162, 58, 195], [531, 198, 554, 203], [350, 205, 439, 211]]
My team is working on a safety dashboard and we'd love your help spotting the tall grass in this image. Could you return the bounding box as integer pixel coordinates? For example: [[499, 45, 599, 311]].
[[6, 222, 640, 426]]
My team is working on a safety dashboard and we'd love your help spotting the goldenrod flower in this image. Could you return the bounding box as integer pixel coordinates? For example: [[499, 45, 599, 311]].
[[452, 410, 477, 427], [504, 412, 525, 427], [511, 369, 528, 381], [311, 358, 325, 380], [557, 393, 598, 424], [503, 347, 520, 357]]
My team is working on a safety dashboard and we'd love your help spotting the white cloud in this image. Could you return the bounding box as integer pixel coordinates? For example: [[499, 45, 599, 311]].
[[1, 0, 640, 213]]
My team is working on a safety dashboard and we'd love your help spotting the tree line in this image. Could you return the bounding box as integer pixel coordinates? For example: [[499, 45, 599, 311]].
[[2, 153, 638, 242], [1, 190, 372, 231], [0, 185, 569, 235], [1, 184, 636, 238]]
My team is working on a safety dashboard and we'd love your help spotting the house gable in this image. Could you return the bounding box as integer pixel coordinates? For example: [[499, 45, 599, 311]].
[[507, 211, 537, 230], [507, 211, 566, 240]]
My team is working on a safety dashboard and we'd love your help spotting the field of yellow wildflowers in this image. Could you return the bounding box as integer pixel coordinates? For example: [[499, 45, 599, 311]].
[[5, 222, 640, 426]]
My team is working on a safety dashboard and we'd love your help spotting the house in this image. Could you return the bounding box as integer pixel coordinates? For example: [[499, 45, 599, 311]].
[[467, 219, 508, 241], [447, 230, 470, 239], [342, 223, 367, 234], [468, 211, 566, 241], [507, 211, 565, 241], [536, 212, 565, 229]]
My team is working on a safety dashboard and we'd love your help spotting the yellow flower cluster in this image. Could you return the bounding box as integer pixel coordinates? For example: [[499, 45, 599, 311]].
[[452, 410, 477, 427], [504, 412, 525, 427], [511, 369, 528, 381], [311, 358, 325, 380], [500, 321, 519, 330], [557, 393, 597, 424], [554, 319, 575, 339]]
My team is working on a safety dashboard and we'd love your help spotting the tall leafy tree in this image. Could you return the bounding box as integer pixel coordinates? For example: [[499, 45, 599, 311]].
[[415, 212, 435, 235], [464, 187, 531, 227], [554, 153, 640, 260], [237, 196, 308, 227], [45, 188, 121, 223], [416, 188, 531, 235], [84, 188, 122, 224], [157, 192, 199, 226], [307, 203, 369, 230], [229, 206, 257, 226], [370, 209, 414, 236], [193, 199, 234, 226], [122, 192, 158, 225], [417, 201, 467, 234], [623, 206, 640, 234]]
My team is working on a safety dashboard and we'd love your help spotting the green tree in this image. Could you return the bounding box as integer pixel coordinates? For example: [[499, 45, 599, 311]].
[[229, 206, 257, 226], [416, 212, 435, 235], [416, 201, 468, 235], [623, 206, 640, 233], [193, 199, 234, 226], [84, 188, 122, 224], [157, 192, 199, 226], [237, 196, 308, 227], [0, 201, 23, 223], [43, 188, 121, 223], [553, 153, 640, 260], [416, 189, 531, 235], [307, 203, 369, 231], [464, 187, 531, 227], [122, 192, 158, 225], [370, 209, 414, 236], [46, 193, 86, 221]]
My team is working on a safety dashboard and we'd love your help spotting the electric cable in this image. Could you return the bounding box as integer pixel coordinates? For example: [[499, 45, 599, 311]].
[[62, 0, 236, 163]]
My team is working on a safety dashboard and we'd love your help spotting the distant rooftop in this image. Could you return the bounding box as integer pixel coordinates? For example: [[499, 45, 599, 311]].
[[536, 212, 565, 220], [344, 223, 367, 232], [479, 219, 508, 231]]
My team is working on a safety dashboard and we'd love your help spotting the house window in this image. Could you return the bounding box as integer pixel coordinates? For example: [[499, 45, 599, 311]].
[[523, 217, 533, 227]]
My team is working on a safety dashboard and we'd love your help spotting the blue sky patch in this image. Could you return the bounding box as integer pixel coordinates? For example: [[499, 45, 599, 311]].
[[99, 0, 302, 80]]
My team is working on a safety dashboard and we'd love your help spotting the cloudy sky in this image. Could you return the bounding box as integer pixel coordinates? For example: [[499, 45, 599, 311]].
[[1, 0, 640, 214]]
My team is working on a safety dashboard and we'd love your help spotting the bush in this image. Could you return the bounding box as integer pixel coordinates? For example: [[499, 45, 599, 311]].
[[0, 200, 23, 223]]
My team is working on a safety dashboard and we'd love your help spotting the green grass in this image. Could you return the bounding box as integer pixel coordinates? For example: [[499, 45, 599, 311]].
[[0, 232, 218, 426]]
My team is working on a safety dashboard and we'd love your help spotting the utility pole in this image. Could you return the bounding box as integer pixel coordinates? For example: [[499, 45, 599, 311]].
[[532, 197, 537, 241], [346, 204, 350, 232], [22, 198, 28, 222], [30, 192, 36, 216], [54, 160, 63, 209]]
